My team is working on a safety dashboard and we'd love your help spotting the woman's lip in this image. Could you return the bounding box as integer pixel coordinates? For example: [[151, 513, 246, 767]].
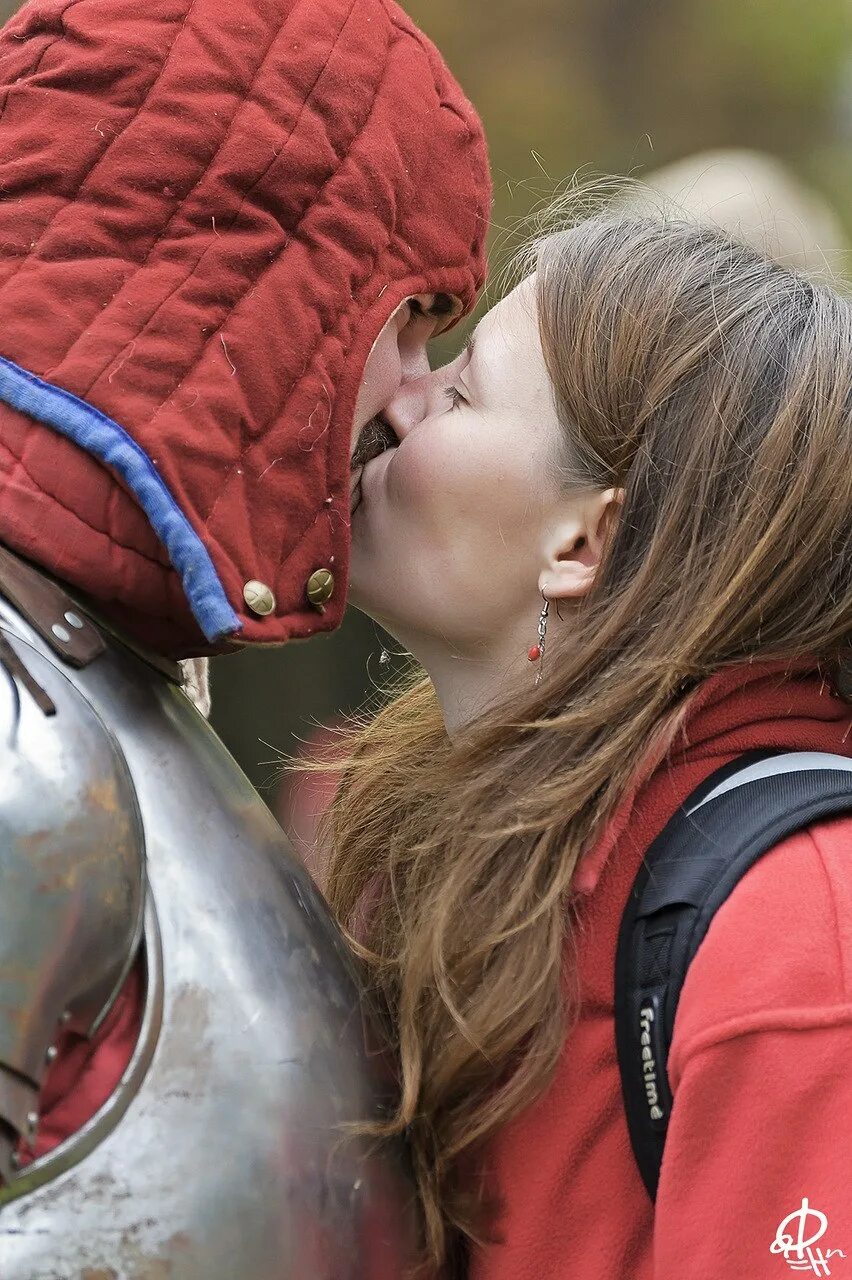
[[360, 445, 396, 497], [350, 447, 394, 517]]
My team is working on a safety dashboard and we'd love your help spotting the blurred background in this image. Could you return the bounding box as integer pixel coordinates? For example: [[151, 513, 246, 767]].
[[4, 0, 852, 837]]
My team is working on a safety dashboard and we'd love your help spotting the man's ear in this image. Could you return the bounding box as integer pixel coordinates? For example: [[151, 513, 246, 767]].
[[538, 488, 623, 602]]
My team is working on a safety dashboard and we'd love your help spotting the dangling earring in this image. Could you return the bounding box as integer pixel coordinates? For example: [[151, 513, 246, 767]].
[[528, 595, 550, 685]]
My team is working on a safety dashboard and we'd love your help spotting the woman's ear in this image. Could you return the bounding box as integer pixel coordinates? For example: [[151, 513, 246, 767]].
[[538, 488, 623, 602]]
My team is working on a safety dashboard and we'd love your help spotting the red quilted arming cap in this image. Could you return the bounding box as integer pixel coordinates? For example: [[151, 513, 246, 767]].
[[0, 0, 490, 656]]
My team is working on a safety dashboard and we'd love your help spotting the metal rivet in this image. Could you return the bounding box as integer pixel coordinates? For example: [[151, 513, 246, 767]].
[[306, 568, 335, 611], [60, 1009, 72, 1024], [10, 1151, 21, 1171], [26, 1110, 38, 1137], [64, 611, 84, 629], [45, 1045, 58, 1064], [51, 624, 71, 643], [242, 580, 276, 617]]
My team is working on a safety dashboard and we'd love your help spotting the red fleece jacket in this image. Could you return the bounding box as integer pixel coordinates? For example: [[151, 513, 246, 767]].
[[469, 660, 852, 1280], [25, 659, 852, 1280]]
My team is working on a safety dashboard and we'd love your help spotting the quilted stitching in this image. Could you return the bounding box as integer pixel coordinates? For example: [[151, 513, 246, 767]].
[[0, 0, 201, 277], [0, 0, 490, 654], [0, 440, 167, 567], [0, 355, 239, 640], [61, 0, 340, 393]]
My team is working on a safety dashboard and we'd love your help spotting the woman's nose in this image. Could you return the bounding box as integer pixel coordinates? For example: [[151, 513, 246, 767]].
[[382, 370, 434, 441], [384, 354, 465, 440]]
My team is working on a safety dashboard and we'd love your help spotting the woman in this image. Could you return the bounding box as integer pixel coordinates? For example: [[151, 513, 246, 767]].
[[336, 211, 852, 1278]]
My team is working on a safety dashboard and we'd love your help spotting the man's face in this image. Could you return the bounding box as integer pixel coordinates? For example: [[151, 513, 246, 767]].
[[350, 293, 457, 461]]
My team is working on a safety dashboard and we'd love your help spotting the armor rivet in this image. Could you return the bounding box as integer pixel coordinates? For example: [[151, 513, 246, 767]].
[[45, 1044, 58, 1064], [10, 1151, 20, 1171], [26, 1110, 38, 1137], [51, 623, 71, 643], [243, 580, 276, 617], [60, 1009, 72, 1024], [64, 611, 85, 629], [306, 568, 335, 612]]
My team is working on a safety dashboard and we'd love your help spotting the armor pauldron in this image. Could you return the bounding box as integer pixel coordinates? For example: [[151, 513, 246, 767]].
[[0, 631, 144, 1178], [0, 582, 419, 1278]]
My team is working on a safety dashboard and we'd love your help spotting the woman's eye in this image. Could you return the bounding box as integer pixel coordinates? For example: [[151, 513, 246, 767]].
[[444, 386, 465, 410]]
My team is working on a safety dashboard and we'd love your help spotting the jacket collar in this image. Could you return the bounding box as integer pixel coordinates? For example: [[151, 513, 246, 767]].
[[572, 658, 852, 897]]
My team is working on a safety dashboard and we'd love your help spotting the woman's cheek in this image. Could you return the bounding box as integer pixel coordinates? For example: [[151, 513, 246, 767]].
[[388, 441, 461, 540]]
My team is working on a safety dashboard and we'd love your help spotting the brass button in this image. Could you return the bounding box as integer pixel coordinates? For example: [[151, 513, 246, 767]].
[[243, 580, 276, 617], [306, 568, 335, 611]]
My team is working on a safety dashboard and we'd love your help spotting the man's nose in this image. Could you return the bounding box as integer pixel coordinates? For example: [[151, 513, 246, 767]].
[[399, 340, 431, 383]]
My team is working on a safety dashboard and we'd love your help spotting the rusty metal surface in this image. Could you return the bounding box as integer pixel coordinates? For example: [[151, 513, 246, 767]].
[[0, 594, 418, 1279]]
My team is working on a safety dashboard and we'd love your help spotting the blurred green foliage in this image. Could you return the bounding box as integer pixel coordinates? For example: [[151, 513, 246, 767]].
[[406, 0, 851, 191]]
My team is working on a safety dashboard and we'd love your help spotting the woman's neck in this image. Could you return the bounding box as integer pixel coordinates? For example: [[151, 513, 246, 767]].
[[393, 623, 532, 735]]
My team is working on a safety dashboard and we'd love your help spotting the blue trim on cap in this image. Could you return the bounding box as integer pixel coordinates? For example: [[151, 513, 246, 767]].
[[0, 357, 241, 643]]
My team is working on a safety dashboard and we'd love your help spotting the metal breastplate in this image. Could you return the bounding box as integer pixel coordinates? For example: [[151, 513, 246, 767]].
[[0, 591, 418, 1279]]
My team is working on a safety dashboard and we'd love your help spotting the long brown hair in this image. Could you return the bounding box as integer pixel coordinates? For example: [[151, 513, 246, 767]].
[[320, 212, 852, 1271]]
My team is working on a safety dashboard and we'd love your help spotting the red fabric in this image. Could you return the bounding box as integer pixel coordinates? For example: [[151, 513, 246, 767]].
[[276, 720, 342, 881], [470, 659, 852, 1280], [0, 0, 490, 656], [15, 959, 144, 1167]]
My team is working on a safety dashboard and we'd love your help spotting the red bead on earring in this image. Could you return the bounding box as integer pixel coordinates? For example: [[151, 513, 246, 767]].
[[528, 596, 549, 682]]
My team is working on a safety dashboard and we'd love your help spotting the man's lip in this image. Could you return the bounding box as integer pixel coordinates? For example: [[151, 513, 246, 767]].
[[350, 469, 363, 515], [351, 414, 397, 469]]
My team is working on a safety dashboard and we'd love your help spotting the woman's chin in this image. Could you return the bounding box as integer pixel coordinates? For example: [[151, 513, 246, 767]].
[[348, 589, 392, 633], [347, 558, 400, 634], [346, 552, 379, 617]]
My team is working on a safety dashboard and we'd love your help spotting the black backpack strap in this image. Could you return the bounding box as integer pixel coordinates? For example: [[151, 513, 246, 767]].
[[614, 748, 852, 1201]]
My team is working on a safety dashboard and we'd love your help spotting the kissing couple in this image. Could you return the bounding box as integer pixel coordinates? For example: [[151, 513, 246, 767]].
[[0, 1, 849, 1278]]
